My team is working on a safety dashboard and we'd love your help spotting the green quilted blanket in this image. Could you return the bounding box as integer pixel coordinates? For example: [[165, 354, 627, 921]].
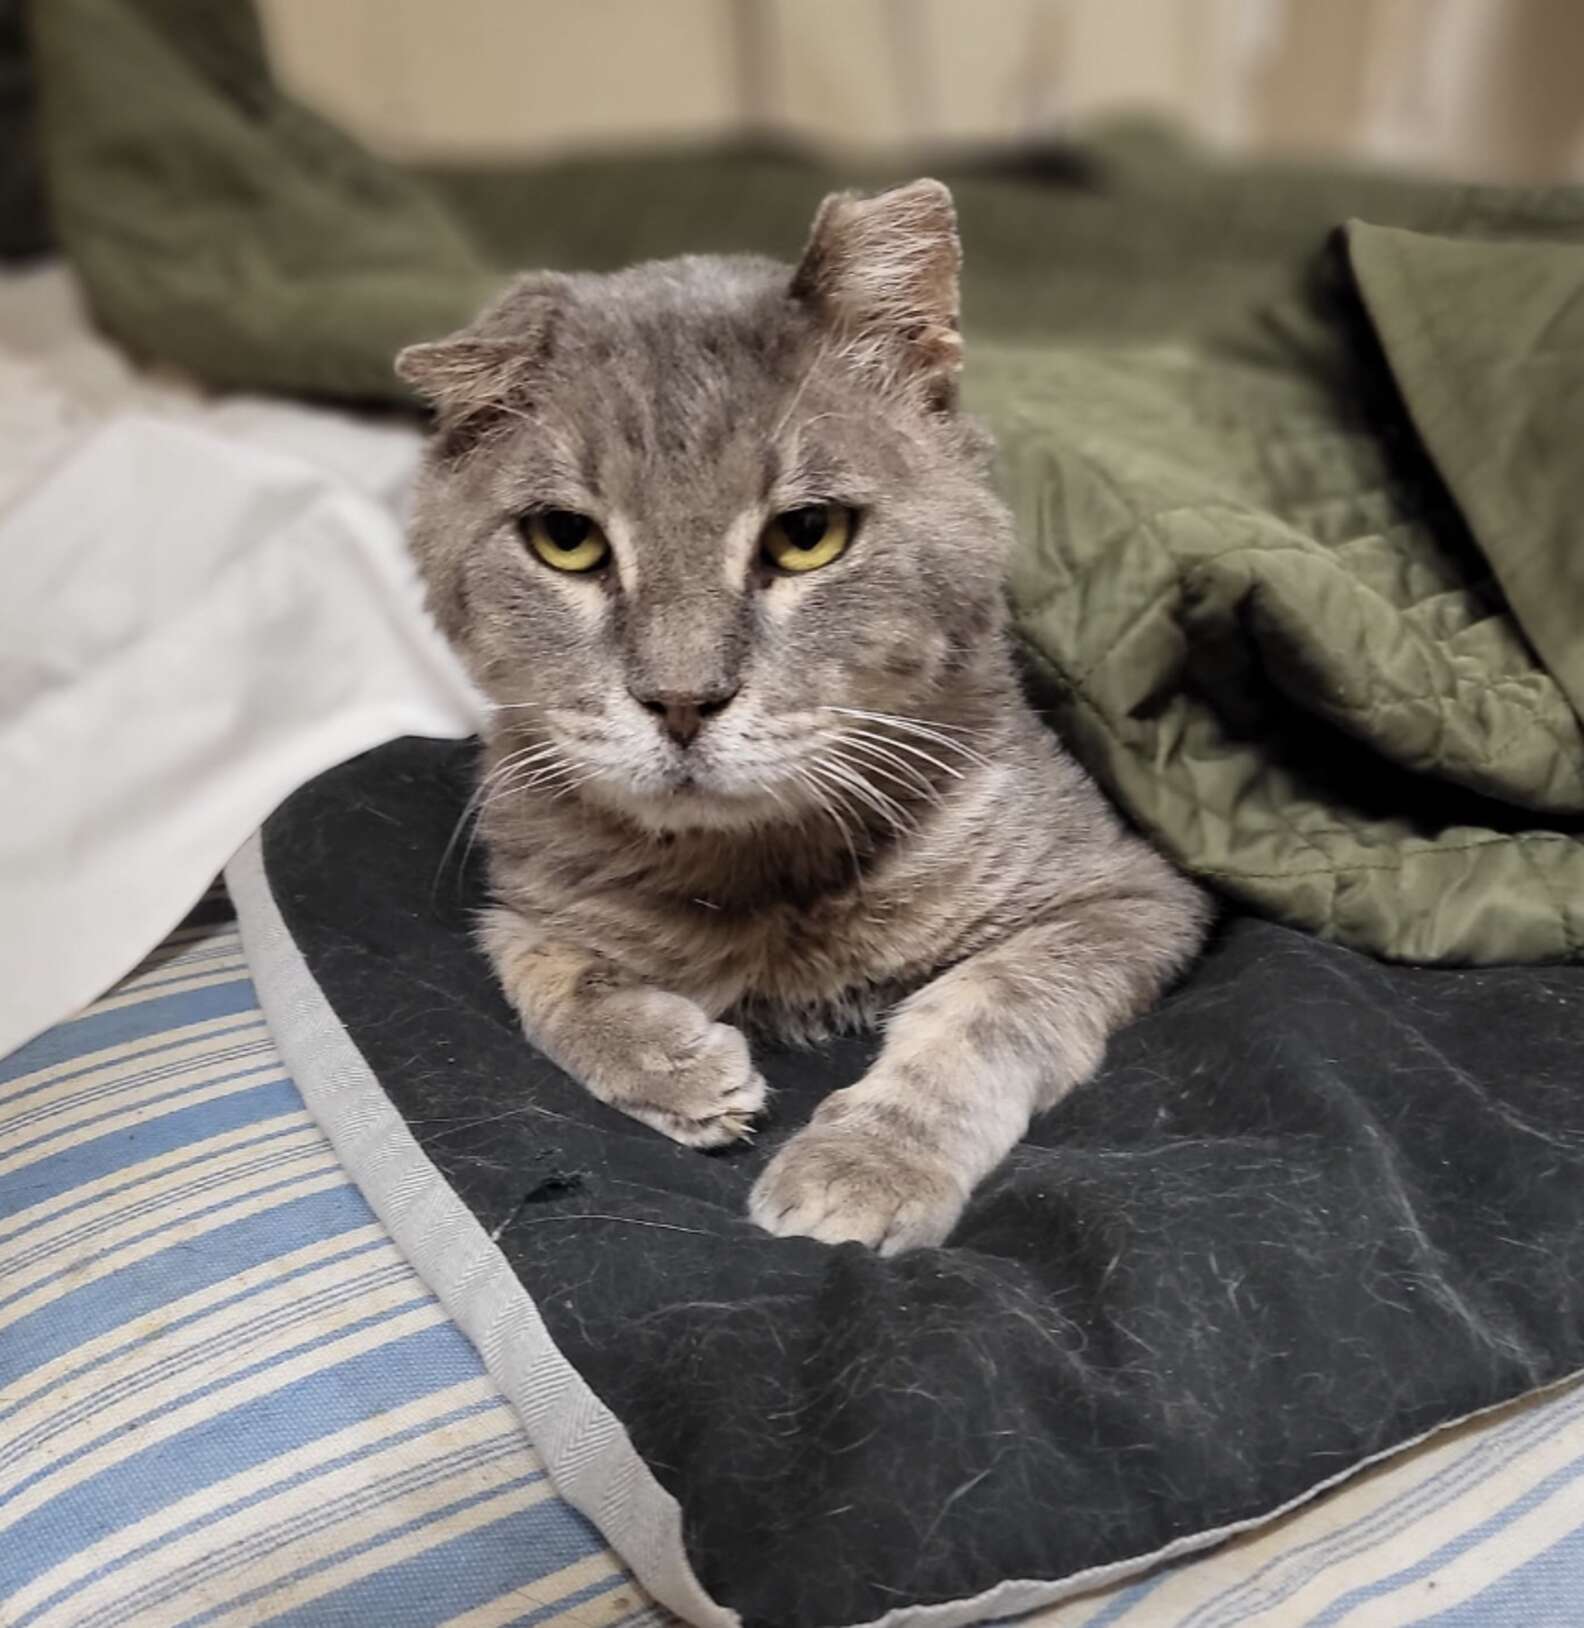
[[31, 0, 1584, 962], [983, 224, 1584, 962]]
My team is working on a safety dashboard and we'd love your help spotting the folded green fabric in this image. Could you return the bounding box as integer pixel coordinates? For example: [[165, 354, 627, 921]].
[[31, 0, 1584, 962], [30, 0, 499, 395], [985, 223, 1584, 962]]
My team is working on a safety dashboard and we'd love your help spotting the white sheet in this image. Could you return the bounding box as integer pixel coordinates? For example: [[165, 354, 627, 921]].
[[0, 299, 481, 1055]]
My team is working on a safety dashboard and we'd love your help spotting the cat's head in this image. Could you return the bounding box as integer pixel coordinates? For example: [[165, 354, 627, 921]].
[[400, 180, 1013, 834]]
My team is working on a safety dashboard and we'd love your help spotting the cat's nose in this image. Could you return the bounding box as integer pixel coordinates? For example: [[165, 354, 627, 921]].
[[629, 683, 740, 747]]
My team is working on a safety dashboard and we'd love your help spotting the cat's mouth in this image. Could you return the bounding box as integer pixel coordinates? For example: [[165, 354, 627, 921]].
[[582, 762, 798, 834]]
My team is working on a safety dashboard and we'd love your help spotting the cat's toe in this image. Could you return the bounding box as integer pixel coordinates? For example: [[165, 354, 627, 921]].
[[748, 1124, 965, 1252], [612, 1015, 769, 1148], [629, 1072, 767, 1148]]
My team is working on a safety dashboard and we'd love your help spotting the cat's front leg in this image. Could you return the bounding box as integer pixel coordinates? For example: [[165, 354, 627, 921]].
[[749, 888, 1205, 1253], [481, 905, 767, 1147]]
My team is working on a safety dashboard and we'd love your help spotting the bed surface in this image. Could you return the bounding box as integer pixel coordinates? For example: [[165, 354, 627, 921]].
[[7, 18, 1584, 1613], [235, 742, 1584, 1627], [5, 886, 1583, 1627], [0, 887, 659, 1628]]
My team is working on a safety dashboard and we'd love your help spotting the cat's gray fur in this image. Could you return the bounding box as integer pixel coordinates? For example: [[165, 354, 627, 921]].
[[398, 180, 1210, 1254]]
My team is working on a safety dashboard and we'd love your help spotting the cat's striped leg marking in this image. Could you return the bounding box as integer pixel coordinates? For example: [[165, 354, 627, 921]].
[[749, 891, 1198, 1252], [481, 905, 768, 1148]]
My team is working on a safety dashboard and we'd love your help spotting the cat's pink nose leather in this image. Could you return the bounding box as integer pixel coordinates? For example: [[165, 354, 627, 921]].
[[629, 685, 739, 747]]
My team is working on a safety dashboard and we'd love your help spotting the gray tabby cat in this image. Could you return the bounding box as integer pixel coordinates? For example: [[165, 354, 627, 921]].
[[398, 180, 1210, 1254]]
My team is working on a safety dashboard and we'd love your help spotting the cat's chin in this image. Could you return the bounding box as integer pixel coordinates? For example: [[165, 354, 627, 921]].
[[579, 778, 793, 837]]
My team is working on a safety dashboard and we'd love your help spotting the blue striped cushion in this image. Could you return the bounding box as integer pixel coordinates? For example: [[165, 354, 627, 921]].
[[4, 904, 1581, 1627], [0, 910, 662, 1628]]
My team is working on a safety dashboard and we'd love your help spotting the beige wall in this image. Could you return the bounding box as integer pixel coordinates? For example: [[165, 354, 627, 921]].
[[260, 0, 1584, 183]]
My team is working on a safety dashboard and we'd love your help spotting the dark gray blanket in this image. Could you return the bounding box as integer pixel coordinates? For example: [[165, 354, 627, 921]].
[[248, 737, 1584, 1628]]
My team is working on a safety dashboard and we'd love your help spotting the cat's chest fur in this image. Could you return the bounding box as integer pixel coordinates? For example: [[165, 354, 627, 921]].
[[484, 731, 1110, 1041], [645, 871, 974, 1032], [497, 822, 982, 1025]]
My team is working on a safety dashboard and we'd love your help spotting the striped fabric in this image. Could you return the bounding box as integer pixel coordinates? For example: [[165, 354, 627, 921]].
[[4, 893, 1582, 1628], [1033, 1379, 1584, 1627], [0, 893, 663, 1628]]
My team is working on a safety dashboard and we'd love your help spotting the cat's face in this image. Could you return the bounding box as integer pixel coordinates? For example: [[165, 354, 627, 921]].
[[402, 182, 1013, 833]]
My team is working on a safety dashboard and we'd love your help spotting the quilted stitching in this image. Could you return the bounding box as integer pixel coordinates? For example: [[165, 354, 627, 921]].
[[982, 265, 1584, 964]]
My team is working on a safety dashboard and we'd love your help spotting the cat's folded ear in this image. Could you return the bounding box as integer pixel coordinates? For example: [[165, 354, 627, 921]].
[[395, 276, 563, 445], [394, 337, 528, 414], [791, 178, 963, 410], [395, 334, 537, 457]]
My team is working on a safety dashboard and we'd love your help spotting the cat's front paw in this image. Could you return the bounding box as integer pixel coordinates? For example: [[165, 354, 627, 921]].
[[585, 991, 768, 1149], [748, 1099, 968, 1254]]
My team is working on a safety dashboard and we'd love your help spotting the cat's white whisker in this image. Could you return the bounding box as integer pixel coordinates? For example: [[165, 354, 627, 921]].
[[836, 732, 952, 790], [540, 770, 601, 802], [789, 766, 865, 884], [827, 744, 938, 810], [486, 756, 565, 794], [808, 754, 911, 832], [884, 726, 987, 768], [433, 787, 489, 892], [477, 744, 587, 813], [839, 726, 968, 781], [744, 771, 793, 817], [821, 705, 990, 757], [479, 741, 563, 786], [837, 762, 941, 814], [481, 760, 557, 798], [488, 767, 586, 811], [509, 762, 583, 798], [826, 750, 912, 814], [827, 711, 990, 758], [790, 762, 851, 828], [436, 742, 553, 891]]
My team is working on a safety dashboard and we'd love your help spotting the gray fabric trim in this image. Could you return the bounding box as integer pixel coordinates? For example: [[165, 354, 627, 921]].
[[226, 831, 737, 1628], [227, 827, 1577, 1628]]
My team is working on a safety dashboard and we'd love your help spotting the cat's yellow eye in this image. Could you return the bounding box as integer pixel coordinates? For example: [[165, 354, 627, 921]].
[[520, 510, 611, 574], [760, 504, 855, 574]]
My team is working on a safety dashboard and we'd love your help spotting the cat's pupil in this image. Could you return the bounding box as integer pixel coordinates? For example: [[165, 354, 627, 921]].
[[783, 506, 828, 550], [544, 511, 590, 550]]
